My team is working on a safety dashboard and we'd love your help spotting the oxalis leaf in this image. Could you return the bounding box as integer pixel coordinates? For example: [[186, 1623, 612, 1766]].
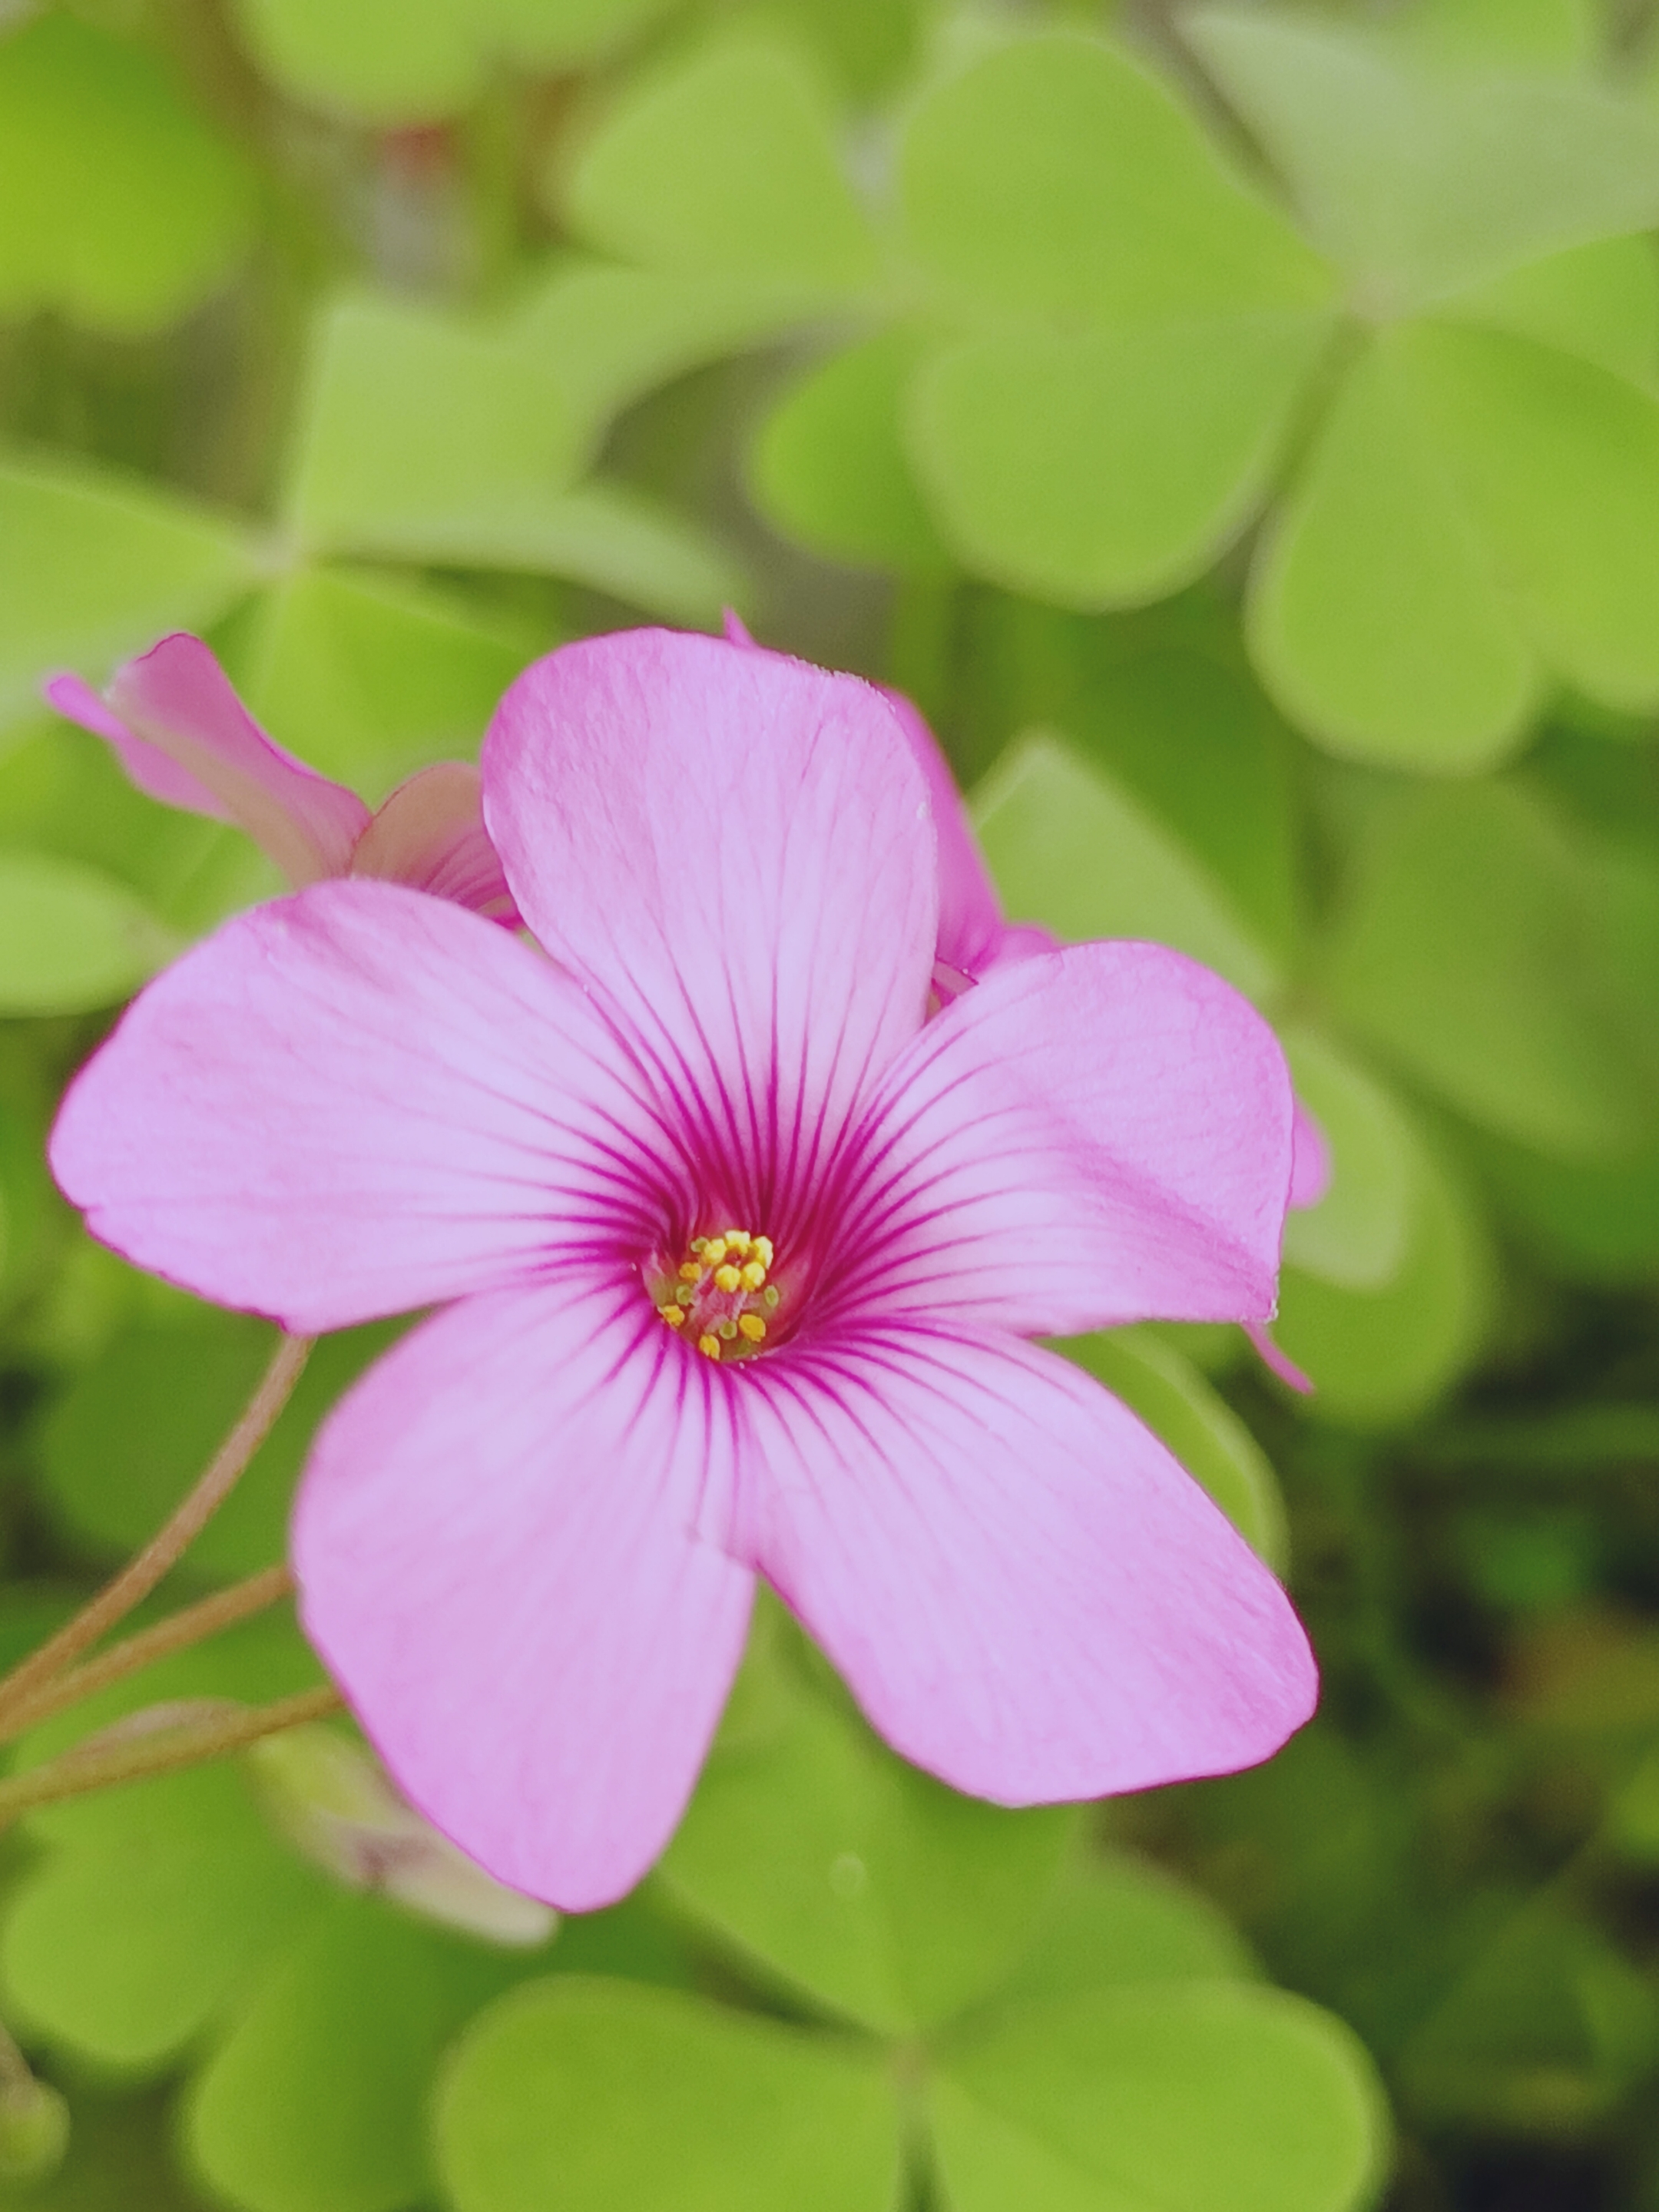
[[1187, 8, 1659, 312], [227, 0, 671, 126], [657, 1601, 1077, 2035], [435, 1975, 901, 2212], [0, 852, 176, 1017], [0, 13, 254, 333], [0, 456, 261, 728], [892, 32, 1336, 607], [971, 732, 1280, 1002], [929, 1983, 1389, 2212]]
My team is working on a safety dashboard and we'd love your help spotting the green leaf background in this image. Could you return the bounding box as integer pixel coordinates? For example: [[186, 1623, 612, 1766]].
[[1, 1, 1657, 2207]]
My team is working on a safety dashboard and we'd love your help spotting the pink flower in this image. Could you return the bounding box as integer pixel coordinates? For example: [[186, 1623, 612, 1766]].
[[50, 628, 1316, 1909], [46, 634, 515, 921]]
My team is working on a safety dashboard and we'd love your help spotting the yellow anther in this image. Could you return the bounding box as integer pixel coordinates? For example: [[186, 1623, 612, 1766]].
[[752, 1236, 774, 1268], [738, 1313, 767, 1343], [678, 1259, 703, 1283], [690, 1236, 710, 1253], [697, 1333, 720, 1360], [762, 1285, 780, 1309], [740, 1260, 767, 1290], [717, 1320, 738, 1340], [701, 1237, 727, 1264], [722, 1230, 751, 1257], [661, 1305, 685, 1328], [714, 1263, 742, 1293]]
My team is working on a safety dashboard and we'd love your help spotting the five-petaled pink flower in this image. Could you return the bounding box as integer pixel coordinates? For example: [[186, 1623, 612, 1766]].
[[51, 627, 1316, 1909], [46, 634, 515, 921]]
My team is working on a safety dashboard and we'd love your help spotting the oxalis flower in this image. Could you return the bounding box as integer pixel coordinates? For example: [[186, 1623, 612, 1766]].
[[51, 628, 1316, 1909], [46, 633, 515, 920]]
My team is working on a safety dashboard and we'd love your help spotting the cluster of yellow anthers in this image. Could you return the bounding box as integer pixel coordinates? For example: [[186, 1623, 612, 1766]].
[[657, 1229, 780, 1363]]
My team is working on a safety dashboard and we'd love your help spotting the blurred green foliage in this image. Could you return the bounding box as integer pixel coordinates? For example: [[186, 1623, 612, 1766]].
[[1, 0, 1658, 2206]]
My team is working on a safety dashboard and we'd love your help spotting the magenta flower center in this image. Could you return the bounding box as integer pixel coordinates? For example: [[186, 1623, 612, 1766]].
[[647, 1228, 782, 1363]]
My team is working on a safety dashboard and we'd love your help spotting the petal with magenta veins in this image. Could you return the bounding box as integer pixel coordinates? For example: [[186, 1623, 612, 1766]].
[[832, 939, 1293, 1338], [351, 762, 517, 923], [48, 634, 368, 886], [720, 614, 1048, 983], [484, 628, 937, 1227], [293, 1275, 753, 1911], [50, 879, 673, 1333], [736, 1321, 1316, 1805]]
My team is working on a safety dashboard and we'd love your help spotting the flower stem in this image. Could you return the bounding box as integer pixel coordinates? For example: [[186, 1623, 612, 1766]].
[[0, 1565, 296, 1743], [0, 1333, 314, 1733], [0, 1685, 343, 1823]]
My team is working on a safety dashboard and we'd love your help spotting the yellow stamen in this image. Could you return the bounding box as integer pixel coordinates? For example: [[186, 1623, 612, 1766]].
[[714, 1263, 742, 1293], [762, 1285, 780, 1309], [702, 1238, 727, 1264], [752, 1236, 774, 1268], [740, 1260, 766, 1290], [717, 1320, 738, 1340], [661, 1306, 685, 1328], [722, 1230, 751, 1257], [678, 1260, 703, 1283], [738, 1313, 767, 1343], [697, 1333, 720, 1360]]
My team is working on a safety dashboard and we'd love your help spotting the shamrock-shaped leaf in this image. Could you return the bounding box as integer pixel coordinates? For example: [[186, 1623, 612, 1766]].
[[0, 853, 176, 1018], [992, 1853, 1257, 2010], [561, 29, 879, 297], [1, 1618, 328, 2073], [283, 294, 578, 555], [185, 1894, 526, 2212], [435, 1977, 901, 2212], [971, 733, 1282, 1002], [1187, 8, 1659, 311], [227, 0, 671, 125], [1274, 1121, 1492, 1429], [515, 259, 816, 464], [750, 330, 951, 576], [929, 1984, 1388, 2212], [38, 1314, 402, 1584], [0, 13, 255, 333], [1280, 1030, 1416, 1293], [221, 567, 535, 803], [1320, 779, 1652, 1160], [891, 33, 1336, 606], [0, 458, 260, 726], [659, 1611, 1076, 2035], [281, 296, 743, 623]]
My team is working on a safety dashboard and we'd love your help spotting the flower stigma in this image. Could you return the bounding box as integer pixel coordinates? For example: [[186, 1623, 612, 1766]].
[[651, 1229, 780, 1363]]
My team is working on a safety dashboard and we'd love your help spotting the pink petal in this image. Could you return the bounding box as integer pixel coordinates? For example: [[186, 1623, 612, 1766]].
[[50, 880, 671, 1333], [293, 1277, 753, 1909], [45, 671, 234, 821], [483, 629, 936, 1223], [56, 635, 369, 886], [835, 939, 1294, 1337], [735, 1323, 1316, 1801], [719, 617, 1045, 983], [1289, 1096, 1333, 1210], [1246, 1322, 1315, 1396], [351, 762, 517, 923]]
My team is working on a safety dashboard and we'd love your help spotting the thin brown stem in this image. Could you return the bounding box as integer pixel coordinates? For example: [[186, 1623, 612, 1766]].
[[0, 1565, 295, 1743], [0, 1333, 313, 1732], [0, 1685, 342, 1823]]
